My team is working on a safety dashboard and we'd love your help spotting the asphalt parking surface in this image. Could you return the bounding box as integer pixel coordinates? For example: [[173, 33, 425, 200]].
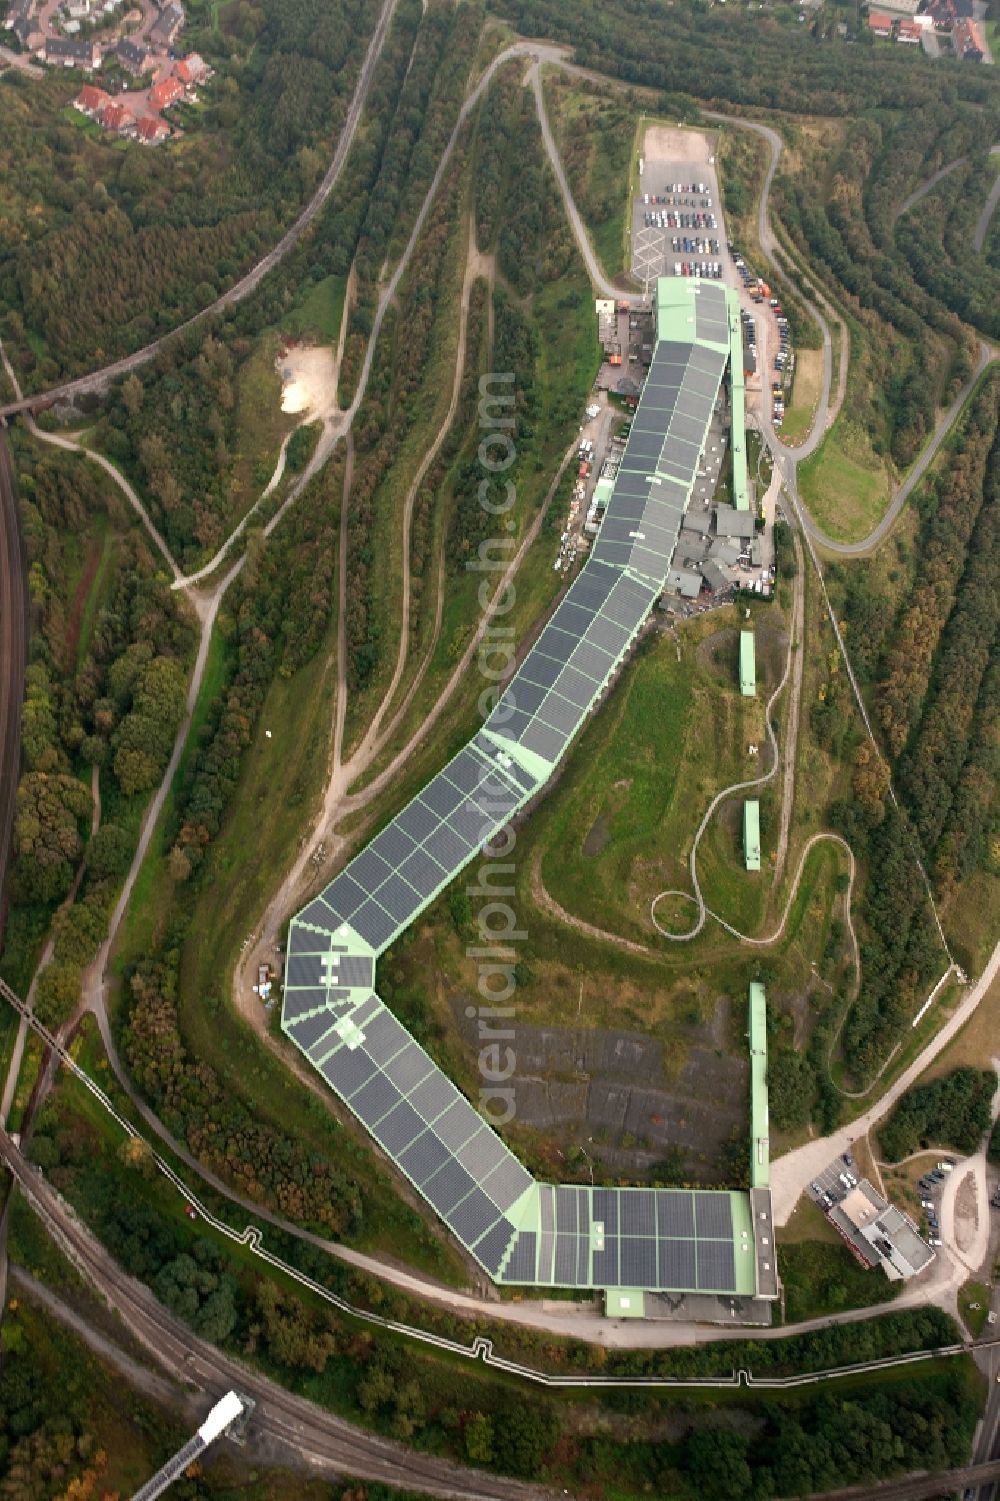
[[806, 1149, 859, 1210]]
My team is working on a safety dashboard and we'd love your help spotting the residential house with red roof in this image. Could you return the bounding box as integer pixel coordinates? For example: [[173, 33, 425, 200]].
[[149, 75, 183, 111], [97, 100, 135, 133], [136, 115, 170, 143], [74, 83, 111, 113]]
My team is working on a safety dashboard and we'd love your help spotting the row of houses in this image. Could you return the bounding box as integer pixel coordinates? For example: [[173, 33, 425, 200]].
[[868, 10, 932, 41], [75, 82, 169, 138], [72, 50, 208, 143], [4, 0, 187, 70], [868, 0, 986, 55]]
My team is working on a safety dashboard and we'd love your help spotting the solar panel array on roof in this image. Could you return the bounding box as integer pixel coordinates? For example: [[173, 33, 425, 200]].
[[588, 338, 727, 585], [484, 563, 659, 766], [286, 733, 538, 968], [279, 280, 765, 1297], [496, 1186, 741, 1291]]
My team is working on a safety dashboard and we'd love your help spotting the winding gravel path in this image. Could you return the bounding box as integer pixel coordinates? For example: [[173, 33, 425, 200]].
[[975, 153, 1000, 253], [0, 0, 403, 420]]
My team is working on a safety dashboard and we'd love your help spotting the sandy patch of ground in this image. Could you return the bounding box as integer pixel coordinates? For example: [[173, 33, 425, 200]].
[[277, 344, 337, 417], [643, 125, 713, 168], [954, 1170, 979, 1256]]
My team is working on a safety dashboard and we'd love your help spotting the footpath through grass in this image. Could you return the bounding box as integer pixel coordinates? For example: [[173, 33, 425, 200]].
[[781, 346, 823, 446], [958, 1279, 992, 1338]]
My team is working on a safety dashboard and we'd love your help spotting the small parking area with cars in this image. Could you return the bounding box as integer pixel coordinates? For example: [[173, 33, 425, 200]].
[[806, 1150, 862, 1211], [810, 1152, 955, 1247]]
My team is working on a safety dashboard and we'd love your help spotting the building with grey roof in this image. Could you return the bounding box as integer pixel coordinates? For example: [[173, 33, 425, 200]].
[[714, 505, 757, 541], [830, 1180, 934, 1280], [665, 567, 703, 600], [701, 561, 730, 596]]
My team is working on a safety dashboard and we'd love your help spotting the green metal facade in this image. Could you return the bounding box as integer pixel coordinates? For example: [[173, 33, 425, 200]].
[[740, 630, 756, 696], [744, 799, 761, 872], [749, 982, 770, 1189]]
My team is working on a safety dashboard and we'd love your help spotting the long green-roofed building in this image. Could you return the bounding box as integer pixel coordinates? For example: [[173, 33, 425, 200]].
[[749, 982, 769, 1189], [744, 799, 761, 871], [281, 279, 776, 1303], [740, 629, 756, 696]]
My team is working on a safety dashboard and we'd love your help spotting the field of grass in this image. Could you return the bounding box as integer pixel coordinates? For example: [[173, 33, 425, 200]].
[[778, 1193, 844, 1247], [176, 601, 342, 1016], [778, 1237, 899, 1323], [231, 331, 298, 515], [798, 419, 893, 543], [717, 124, 768, 255], [282, 273, 348, 343], [958, 1279, 992, 1338], [534, 603, 774, 942], [781, 346, 823, 446], [75, 525, 117, 669]]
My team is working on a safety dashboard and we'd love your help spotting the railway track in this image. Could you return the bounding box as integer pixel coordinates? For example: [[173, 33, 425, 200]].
[[1, 1132, 562, 1501], [0, 431, 27, 949]]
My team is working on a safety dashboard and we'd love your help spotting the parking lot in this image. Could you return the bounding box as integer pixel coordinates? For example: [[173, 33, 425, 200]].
[[808, 1152, 954, 1249], [806, 1150, 862, 1211], [627, 126, 791, 430], [629, 128, 733, 293]]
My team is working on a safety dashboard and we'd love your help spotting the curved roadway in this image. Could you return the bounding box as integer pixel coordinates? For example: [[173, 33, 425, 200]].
[[0, 0, 403, 419], [0, 29, 997, 1361], [896, 156, 965, 221], [0, 1134, 561, 1501], [702, 113, 997, 559], [975, 153, 1000, 253], [0, 433, 27, 946]]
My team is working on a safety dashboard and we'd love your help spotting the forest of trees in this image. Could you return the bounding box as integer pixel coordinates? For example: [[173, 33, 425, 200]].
[[337, 0, 483, 403], [0, 0, 387, 384], [493, 0, 1000, 116], [897, 149, 1000, 339], [837, 378, 1000, 909], [778, 114, 979, 469], [121, 957, 366, 1235], [93, 331, 260, 567], [879, 1066, 994, 1161], [663, 1373, 975, 1500], [1, 443, 195, 1025]]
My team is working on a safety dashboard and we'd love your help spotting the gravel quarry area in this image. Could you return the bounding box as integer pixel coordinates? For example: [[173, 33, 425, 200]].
[[277, 342, 338, 418]]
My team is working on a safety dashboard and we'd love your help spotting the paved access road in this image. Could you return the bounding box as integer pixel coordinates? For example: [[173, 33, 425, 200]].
[[973, 1344, 1000, 1501], [0, 432, 27, 946], [815, 1459, 1000, 1501], [975, 149, 1000, 253], [0, 0, 402, 419], [1, 1133, 564, 1501], [770, 942, 1000, 1226]]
